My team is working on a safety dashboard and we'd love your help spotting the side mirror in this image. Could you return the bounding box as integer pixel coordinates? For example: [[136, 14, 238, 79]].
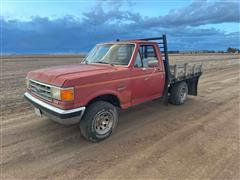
[[147, 59, 158, 68]]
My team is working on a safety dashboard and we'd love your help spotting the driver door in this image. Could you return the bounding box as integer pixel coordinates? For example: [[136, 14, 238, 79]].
[[131, 44, 164, 105]]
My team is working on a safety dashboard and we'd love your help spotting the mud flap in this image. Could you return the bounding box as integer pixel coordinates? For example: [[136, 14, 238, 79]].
[[186, 76, 200, 96]]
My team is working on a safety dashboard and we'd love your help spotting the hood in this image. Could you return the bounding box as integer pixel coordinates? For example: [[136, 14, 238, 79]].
[[27, 63, 116, 86]]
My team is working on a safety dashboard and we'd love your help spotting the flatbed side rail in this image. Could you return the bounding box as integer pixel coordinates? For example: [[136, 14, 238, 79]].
[[169, 63, 202, 83], [169, 63, 202, 96]]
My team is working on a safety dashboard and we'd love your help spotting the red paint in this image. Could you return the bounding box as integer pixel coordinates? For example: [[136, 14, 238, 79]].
[[27, 41, 166, 110]]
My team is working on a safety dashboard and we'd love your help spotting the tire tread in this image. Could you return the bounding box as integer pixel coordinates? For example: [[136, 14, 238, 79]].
[[80, 101, 118, 142], [169, 81, 188, 105]]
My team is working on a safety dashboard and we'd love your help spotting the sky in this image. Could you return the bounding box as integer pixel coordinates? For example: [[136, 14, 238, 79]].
[[1, 0, 240, 54]]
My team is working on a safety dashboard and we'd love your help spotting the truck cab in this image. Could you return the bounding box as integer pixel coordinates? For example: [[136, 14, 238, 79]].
[[24, 35, 202, 142]]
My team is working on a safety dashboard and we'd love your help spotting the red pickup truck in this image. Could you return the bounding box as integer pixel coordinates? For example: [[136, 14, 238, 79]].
[[24, 35, 202, 142]]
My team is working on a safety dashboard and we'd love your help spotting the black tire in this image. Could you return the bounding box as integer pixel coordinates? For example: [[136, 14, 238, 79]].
[[169, 81, 188, 105], [80, 101, 118, 142]]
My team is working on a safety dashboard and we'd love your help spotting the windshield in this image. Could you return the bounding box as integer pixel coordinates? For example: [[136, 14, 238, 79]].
[[85, 44, 135, 65]]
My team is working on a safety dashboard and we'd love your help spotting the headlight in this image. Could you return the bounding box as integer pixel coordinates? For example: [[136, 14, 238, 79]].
[[51, 87, 74, 101]]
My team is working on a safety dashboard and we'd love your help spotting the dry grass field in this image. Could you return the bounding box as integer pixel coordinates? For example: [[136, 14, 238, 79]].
[[1, 54, 240, 179]]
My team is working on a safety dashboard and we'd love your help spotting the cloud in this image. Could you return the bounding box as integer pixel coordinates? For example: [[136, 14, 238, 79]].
[[159, 0, 239, 27], [2, 0, 240, 54], [125, 0, 239, 29], [89, 0, 239, 27], [97, 0, 134, 8]]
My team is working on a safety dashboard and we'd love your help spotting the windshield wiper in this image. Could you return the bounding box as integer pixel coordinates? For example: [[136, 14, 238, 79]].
[[81, 58, 88, 64], [95, 61, 114, 66]]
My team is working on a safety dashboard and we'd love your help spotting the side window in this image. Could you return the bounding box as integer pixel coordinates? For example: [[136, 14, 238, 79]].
[[134, 45, 159, 68], [134, 51, 143, 67]]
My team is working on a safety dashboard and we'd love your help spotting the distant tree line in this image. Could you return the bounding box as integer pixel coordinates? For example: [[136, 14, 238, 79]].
[[227, 47, 239, 53], [168, 48, 240, 54]]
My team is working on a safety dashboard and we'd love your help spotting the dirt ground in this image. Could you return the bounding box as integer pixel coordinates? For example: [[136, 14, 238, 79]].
[[1, 54, 240, 180]]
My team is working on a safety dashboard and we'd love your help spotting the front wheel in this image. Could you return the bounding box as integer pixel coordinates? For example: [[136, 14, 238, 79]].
[[169, 81, 188, 105], [80, 101, 118, 142]]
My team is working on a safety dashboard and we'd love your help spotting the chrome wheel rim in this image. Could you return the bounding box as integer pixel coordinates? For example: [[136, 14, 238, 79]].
[[94, 110, 114, 135], [180, 87, 187, 102]]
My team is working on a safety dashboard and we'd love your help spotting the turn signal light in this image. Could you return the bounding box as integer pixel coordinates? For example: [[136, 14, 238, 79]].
[[61, 89, 74, 101], [51, 87, 74, 101]]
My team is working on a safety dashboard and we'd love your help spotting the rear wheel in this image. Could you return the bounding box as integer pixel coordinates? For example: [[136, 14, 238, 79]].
[[169, 81, 188, 105], [80, 101, 118, 142]]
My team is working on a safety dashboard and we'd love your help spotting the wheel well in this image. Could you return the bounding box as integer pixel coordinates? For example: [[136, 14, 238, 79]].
[[168, 78, 199, 96], [87, 94, 121, 108]]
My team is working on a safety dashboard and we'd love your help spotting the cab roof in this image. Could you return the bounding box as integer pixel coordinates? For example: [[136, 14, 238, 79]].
[[99, 40, 157, 45]]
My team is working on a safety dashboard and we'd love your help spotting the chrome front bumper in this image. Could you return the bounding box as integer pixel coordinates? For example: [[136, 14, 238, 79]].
[[24, 92, 86, 125]]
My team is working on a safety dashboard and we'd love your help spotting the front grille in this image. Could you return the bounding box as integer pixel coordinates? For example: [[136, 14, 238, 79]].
[[29, 80, 52, 101]]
